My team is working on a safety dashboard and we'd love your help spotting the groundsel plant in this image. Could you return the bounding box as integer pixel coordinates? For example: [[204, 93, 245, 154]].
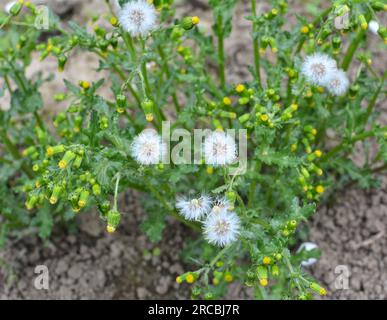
[[0, 0, 386, 300]]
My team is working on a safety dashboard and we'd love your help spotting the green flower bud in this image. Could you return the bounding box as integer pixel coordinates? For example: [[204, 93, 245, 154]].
[[26, 195, 39, 210], [141, 99, 154, 122], [219, 111, 237, 119], [271, 265, 280, 277], [239, 113, 251, 124], [238, 97, 250, 105], [180, 16, 200, 30], [371, 2, 387, 11], [332, 36, 341, 49], [204, 292, 214, 300], [107, 210, 121, 232], [171, 26, 185, 40], [99, 200, 111, 214], [92, 184, 101, 196], [58, 55, 67, 72], [98, 40, 109, 52], [59, 151, 76, 169], [78, 189, 90, 208], [46, 145, 65, 157], [73, 155, 83, 168], [10, 0, 23, 16], [358, 15, 368, 30], [310, 282, 327, 296], [50, 185, 62, 204], [22, 146, 37, 157]]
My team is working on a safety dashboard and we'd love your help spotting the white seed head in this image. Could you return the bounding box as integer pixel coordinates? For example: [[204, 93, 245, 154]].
[[4, 1, 17, 14], [324, 69, 349, 96], [211, 196, 232, 214], [176, 195, 212, 221], [203, 210, 241, 247], [297, 242, 319, 267], [131, 129, 166, 165], [118, 0, 157, 37], [204, 131, 237, 166], [301, 53, 337, 85], [368, 20, 379, 35]]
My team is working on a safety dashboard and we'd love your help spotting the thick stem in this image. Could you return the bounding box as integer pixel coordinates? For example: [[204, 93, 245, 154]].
[[342, 30, 366, 71], [216, 14, 226, 89], [251, 0, 262, 88], [322, 128, 387, 161]]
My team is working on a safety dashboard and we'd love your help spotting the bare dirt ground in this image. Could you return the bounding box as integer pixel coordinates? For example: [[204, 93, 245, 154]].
[[0, 0, 386, 299]]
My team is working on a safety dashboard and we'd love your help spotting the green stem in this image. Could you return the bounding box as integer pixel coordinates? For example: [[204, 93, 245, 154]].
[[248, 182, 256, 208], [284, 255, 303, 294], [113, 173, 121, 211], [0, 15, 11, 29], [124, 33, 138, 61], [94, 50, 141, 104], [157, 45, 181, 113], [293, 7, 332, 56], [216, 14, 226, 89], [251, 0, 262, 88], [0, 131, 34, 178], [363, 78, 384, 126], [322, 128, 387, 161], [342, 29, 366, 71]]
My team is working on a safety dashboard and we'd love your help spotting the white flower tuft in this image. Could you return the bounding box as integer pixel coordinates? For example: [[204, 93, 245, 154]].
[[211, 196, 232, 214], [297, 242, 319, 267], [118, 0, 157, 37], [368, 20, 379, 35], [203, 210, 241, 247], [301, 53, 337, 86], [203, 131, 237, 166], [324, 69, 349, 96], [4, 1, 17, 14], [176, 195, 212, 221], [131, 129, 166, 165]]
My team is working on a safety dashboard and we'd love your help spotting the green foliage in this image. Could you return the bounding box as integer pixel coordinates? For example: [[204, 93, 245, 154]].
[[0, 0, 386, 299]]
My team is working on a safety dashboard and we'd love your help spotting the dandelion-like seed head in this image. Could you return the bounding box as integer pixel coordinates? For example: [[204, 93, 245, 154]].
[[131, 129, 166, 165], [301, 53, 337, 85], [204, 131, 237, 166], [176, 195, 212, 221], [324, 69, 349, 96], [203, 210, 240, 247], [118, 0, 157, 37], [368, 20, 379, 35]]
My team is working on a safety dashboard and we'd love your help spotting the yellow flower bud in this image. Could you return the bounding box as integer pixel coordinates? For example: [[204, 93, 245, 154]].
[[300, 25, 309, 34], [236, 84, 245, 93], [223, 97, 232, 106], [314, 150, 322, 157], [316, 185, 325, 194], [192, 16, 200, 25], [107, 225, 116, 233], [260, 114, 269, 122], [186, 273, 195, 284], [263, 256, 272, 265]]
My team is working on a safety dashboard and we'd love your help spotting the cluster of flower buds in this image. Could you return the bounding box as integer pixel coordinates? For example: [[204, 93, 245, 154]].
[[245, 254, 282, 288], [170, 16, 200, 43]]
